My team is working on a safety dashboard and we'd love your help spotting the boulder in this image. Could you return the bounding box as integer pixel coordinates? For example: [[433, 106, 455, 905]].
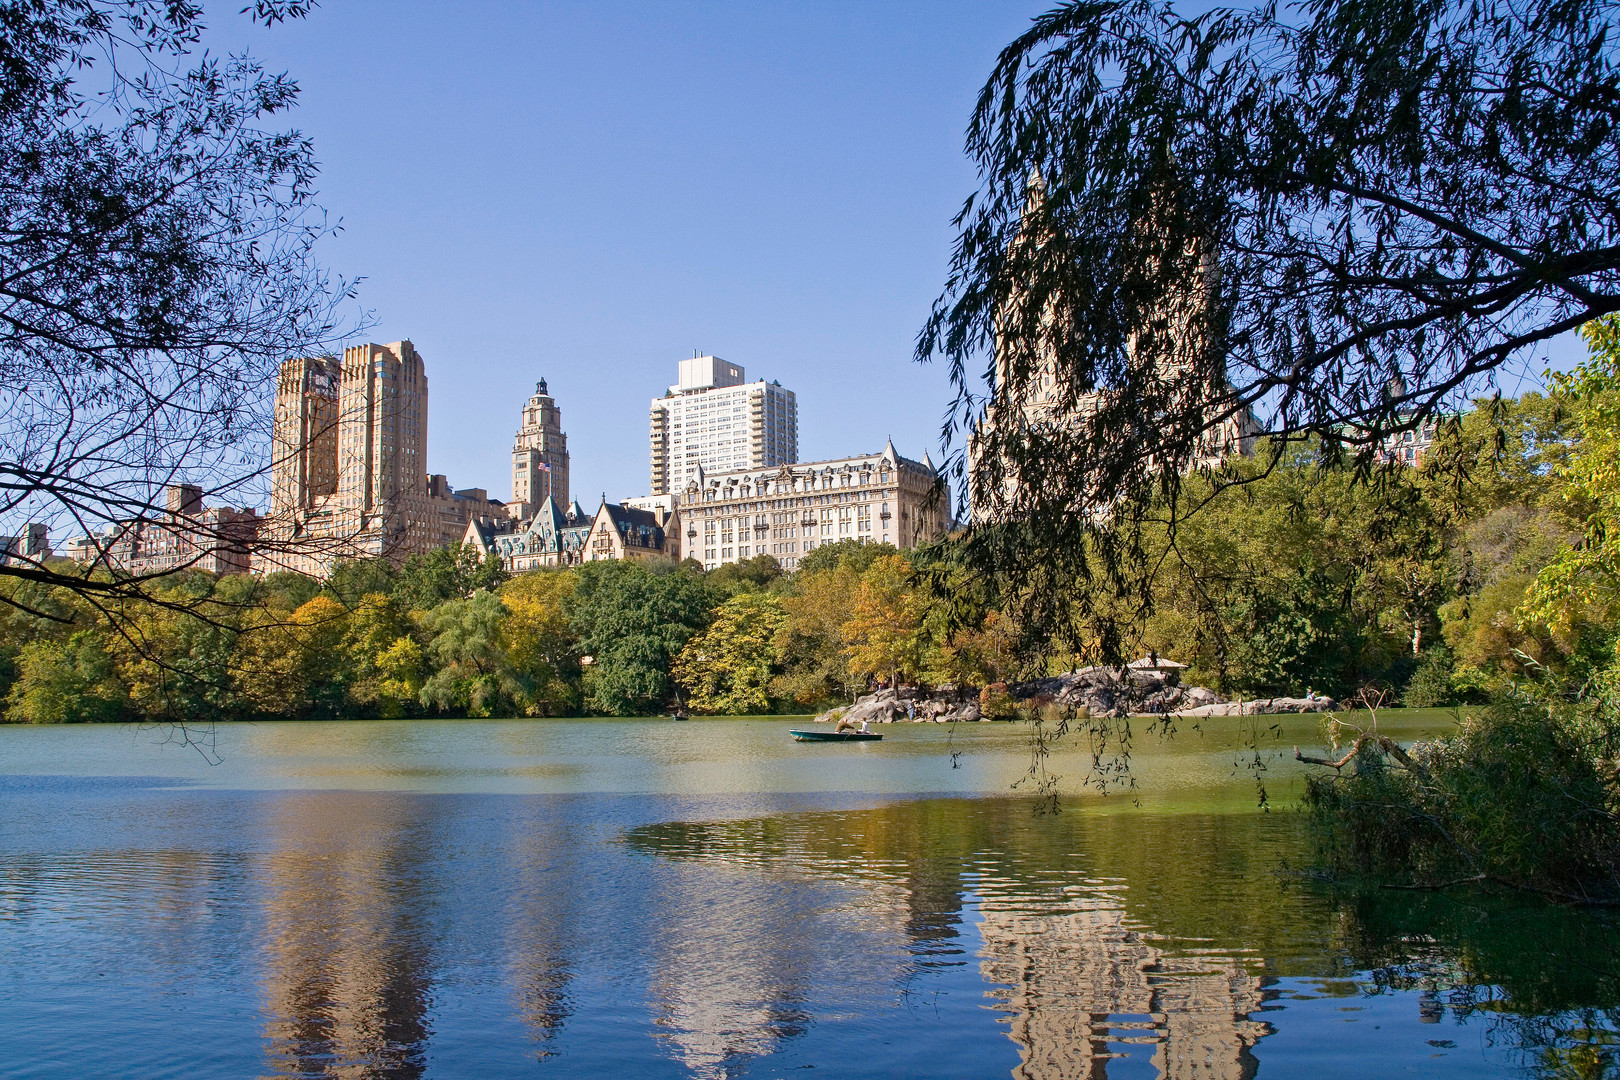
[[1171, 696, 1335, 717]]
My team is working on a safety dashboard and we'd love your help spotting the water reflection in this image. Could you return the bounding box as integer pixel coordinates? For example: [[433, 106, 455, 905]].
[[624, 799, 1620, 1080], [258, 794, 439, 1078], [2, 772, 1616, 1080]]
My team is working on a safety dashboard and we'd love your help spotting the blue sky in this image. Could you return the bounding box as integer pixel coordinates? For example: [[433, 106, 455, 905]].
[[213, 2, 1583, 508], [213, 2, 1039, 505]]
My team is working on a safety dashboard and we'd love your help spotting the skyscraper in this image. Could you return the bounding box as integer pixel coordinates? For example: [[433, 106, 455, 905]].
[[648, 355, 797, 496], [266, 340, 436, 574], [270, 355, 339, 517], [511, 377, 569, 519], [334, 340, 433, 557]]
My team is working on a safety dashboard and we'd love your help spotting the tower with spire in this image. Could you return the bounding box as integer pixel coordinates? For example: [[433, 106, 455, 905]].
[[512, 377, 570, 519]]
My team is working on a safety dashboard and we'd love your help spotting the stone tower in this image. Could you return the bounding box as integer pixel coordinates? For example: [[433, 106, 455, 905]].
[[512, 377, 569, 520]]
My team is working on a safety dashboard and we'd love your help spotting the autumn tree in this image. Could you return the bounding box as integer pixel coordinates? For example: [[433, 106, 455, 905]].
[[842, 554, 926, 688], [500, 570, 582, 717]]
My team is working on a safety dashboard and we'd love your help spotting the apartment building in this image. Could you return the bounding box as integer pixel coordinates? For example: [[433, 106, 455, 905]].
[[648, 355, 797, 496], [679, 440, 945, 572]]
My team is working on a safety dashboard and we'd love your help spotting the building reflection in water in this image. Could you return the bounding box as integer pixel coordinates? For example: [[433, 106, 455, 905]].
[[256, 793, 439, 1080], [626, 803, 1274, 1080], [633, 817, 917, 1079], [978, 898, 1271, 1080]]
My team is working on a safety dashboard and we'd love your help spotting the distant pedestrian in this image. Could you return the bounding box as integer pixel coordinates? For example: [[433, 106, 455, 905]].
[[907, 700, 915, 721]]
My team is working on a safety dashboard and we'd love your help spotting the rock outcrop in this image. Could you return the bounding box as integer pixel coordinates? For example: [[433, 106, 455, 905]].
[[814, 686, 982, 725], [811, 669, 1336, 724], [1170, 696, 1335, 717]]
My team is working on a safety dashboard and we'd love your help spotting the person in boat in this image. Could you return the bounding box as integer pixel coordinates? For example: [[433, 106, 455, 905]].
[[834, 716, 872, 734]]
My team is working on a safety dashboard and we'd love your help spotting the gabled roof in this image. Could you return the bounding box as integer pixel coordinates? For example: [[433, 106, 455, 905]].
[[597, 501, 667, 548]]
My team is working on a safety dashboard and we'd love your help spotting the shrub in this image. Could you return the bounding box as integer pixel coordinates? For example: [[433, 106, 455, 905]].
[[1304, 695, 1620, 902]]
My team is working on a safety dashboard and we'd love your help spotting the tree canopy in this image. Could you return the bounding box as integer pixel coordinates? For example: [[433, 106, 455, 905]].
[[0, 0, 347, 619], [923, 0, 1620, 652]]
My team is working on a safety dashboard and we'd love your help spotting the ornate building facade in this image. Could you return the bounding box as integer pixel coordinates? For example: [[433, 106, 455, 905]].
[[511, 377, 570, 519], [70, 483, 259, 575], [680, 440, 945, 572], [465, 496, 678, 571]]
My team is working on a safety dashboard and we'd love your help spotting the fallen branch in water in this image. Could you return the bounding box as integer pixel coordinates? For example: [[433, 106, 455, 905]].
[[1295, 733, 1430, 780]]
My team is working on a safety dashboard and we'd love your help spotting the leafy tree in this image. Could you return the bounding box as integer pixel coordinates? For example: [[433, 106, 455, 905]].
[[325, 559, 397, 609], [706, 553, 784, 594], [340, 593, 422, 718], [922, 0, 1620, 652], [0, 0, 347, 619], [772, 559, 867, 705], [843, 553, 926, 688], [418, 591, 517, 717], [394, 546, 507, 612], [567, 562, 715, 715], [500, 570, 582, 717], [672, 592, 787, 715], [1523, 318, 1620, 638], [228, 594, 345, 718], [794, 539, 895, 578], [5, 632, 124, 723], [258, 571, 325, 615]]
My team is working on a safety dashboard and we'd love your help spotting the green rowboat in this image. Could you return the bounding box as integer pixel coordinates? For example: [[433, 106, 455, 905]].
[[790, 729, 883, 742]]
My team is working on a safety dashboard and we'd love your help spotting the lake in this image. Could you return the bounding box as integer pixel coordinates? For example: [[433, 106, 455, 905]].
[[1, 713, 1615, 1079]]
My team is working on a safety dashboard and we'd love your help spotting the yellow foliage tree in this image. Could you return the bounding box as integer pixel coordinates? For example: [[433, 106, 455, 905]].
[[499, 570, 581, 716], [842, 553, 926, 688]]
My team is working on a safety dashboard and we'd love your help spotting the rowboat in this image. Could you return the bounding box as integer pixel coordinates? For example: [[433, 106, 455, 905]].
[[789, 729, 882, 742]]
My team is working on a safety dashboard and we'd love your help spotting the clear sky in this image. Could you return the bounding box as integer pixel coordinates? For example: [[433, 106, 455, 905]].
[[211, 2, 1583, 509], [208, 1, 1040, 506]]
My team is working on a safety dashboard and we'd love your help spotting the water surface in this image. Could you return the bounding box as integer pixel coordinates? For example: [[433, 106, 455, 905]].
[[1, 715, 1613, 1079]]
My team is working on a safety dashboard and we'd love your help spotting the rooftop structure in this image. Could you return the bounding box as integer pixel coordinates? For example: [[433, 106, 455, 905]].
[[511, 377, 570, 519]]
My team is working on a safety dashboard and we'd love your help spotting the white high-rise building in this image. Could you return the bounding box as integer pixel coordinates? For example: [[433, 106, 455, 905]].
[[648, 355, 797, 496]]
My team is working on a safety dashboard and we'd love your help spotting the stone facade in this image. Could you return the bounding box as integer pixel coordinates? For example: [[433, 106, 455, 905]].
[[0, 523, 50, 567], [263, 341, 444, 577], [649, 355, 797, 496], [426, 474, 509, 550], [511, 377, 570, 519], [1373, 412, 1442, 466], [464, 495, 594, 572], [680, 439, 945, 572], [582, 500, 679, 563]]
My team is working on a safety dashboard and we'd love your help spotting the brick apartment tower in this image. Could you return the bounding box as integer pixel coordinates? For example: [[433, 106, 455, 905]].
[[268, 340, 434, 572]]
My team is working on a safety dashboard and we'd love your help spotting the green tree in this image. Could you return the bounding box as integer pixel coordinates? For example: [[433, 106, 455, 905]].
[[341, 593, 422, 718], [394, 546, 508, 612], [921, 0, 1620, 654], [706, 553, 784, 594], [568, 562, 716, 715], [1524, 320, 1620, 639], [5, 633, 125, 723], [418, 591, 517, 717], [673, 592, 787, 715]]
